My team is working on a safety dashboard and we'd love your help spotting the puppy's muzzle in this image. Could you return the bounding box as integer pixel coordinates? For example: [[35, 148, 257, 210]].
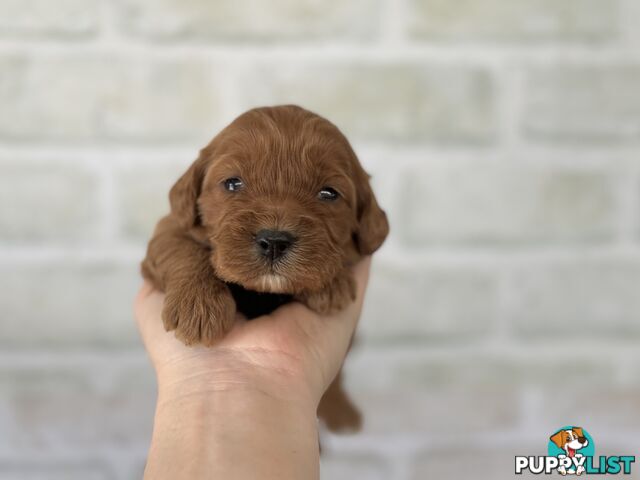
[[255, 229, 295, 261]]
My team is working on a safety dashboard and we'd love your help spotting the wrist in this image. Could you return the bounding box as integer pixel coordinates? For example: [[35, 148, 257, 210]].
[[148, 370, 320, 480], [154, 346, 320, 411]]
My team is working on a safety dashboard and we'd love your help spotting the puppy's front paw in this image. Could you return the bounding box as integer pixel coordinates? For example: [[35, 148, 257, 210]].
[[163, 280, 236, 346], [300, 271, 356, 315]]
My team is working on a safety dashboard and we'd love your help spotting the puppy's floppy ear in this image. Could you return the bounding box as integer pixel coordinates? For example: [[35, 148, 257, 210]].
[[572, 427, 584, 438], [169, 149, 212, 229], [550, 431, 566, 448], [354, 170, 389, 255]]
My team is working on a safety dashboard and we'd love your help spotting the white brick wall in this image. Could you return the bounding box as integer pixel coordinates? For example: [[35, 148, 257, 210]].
[[408, 0, 618, 41], [1, 0, 639, 479]]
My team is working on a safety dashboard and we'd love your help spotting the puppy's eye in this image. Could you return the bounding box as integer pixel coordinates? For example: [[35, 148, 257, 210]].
[[223, 177, 244, 192], [318, 187, 339, 201]]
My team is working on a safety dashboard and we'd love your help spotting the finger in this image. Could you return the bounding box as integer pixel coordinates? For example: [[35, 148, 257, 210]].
[[350, 255, 372, 314], [290, 256, 374, 362], [133, 281, 166, 344], [329, 255, 373, 336], [135, 280, 155, 302]]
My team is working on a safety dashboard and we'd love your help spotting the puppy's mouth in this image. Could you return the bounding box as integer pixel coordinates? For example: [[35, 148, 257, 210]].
[[210, 222, 341, 295], [252, 273, 291, 293], [243, 229, 299, 292]]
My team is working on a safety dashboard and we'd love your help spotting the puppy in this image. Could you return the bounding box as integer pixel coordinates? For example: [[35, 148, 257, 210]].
[[550, 427, 589, 475], [141, 105, 389, 431]]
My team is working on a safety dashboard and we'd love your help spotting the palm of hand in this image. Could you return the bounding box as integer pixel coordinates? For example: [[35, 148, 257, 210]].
[[134, 258, 371, 405]]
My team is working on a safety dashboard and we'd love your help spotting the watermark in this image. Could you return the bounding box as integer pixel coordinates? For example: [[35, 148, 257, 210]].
[[515, 426, 635, 475]]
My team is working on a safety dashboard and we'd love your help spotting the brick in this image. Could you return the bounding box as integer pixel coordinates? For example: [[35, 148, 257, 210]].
[[320, 453, 390, 480], [409, 0, 617, 41], [128, 459, 148, 480], [412, 447, 538, 480], [359, 262, 498, 343], [341, 353, 517, 434], [0, 0, 99, 37], [341, 349, 613, 437], [0, 464, 112, 480], [116, 162, 185, 240], [400, 163, 615, 245], [0, 365, 155, 451], [538, 387, 640, 433], [347, 350, 615, 390], [0, 162, 99, 243], [510, 258, 640, 339], [351, 385, 517, 434], [119, 0, 380, 41], [0, 54, 220, 143], [624, 356, 640, 386], [236, 63, 496, 143], [620, 0, 640, 47], [0, 262, 142, 347], [523, 64, 640, 142]]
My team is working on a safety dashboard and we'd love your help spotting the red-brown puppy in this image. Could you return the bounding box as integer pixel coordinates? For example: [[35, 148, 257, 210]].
[[142, 105, 389, 431]]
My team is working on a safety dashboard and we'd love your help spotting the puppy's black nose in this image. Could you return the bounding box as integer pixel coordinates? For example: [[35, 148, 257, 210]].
[[256, 229, 295, 261]]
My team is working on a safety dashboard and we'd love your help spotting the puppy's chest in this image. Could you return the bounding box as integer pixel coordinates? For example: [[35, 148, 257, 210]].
[[226, 282, 293, 319]]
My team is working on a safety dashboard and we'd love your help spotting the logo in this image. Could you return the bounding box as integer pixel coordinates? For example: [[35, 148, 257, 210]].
[[515, 426, 635, 475]]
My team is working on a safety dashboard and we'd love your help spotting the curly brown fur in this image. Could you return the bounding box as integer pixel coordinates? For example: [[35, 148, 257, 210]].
[[142, 105, 389, 431]]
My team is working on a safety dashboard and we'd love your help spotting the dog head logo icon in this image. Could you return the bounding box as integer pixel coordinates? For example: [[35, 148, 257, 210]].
[[548, 426, 593, 476], [550, 427, 589, 458]]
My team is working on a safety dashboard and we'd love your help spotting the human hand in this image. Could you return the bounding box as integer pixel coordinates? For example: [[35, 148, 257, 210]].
[[135, 257, 372, 480], [134, 256, 372, 408]]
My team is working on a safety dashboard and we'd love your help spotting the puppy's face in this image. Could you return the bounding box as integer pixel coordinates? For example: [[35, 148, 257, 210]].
[[169, 106, 388, 294], [200, 124, 355, 294], [550, 427, 589, 454]]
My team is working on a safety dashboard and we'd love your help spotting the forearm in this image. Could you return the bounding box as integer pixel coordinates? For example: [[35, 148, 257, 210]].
[[144, 381, 320, 480]]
